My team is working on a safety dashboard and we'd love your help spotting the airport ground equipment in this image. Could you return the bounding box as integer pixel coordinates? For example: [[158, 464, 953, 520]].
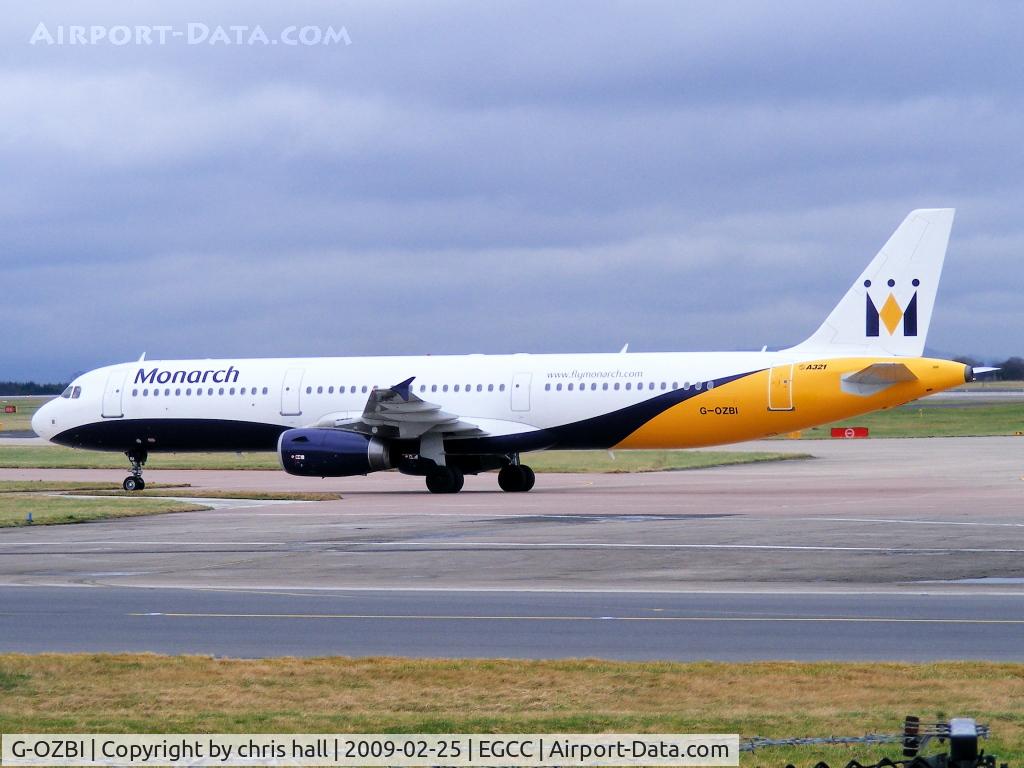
[[742, 716, 1005, 768]]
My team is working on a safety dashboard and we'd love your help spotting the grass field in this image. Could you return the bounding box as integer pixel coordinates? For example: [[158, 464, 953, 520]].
[[0, 495, 207, 527], [0, 482, 344, 526], [0, 445, 808, 473], [0, 396, 48, 432], [0, 656, 1019, 766], [797, 401, 1024, 439]]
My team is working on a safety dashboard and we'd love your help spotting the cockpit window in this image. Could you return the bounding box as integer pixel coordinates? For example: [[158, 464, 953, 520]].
[[71, 386, 82, 399], [60, 385, 73, 399]]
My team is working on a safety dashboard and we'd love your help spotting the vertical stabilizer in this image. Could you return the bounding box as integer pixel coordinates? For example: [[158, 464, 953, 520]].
[[789, 208, 954, 357]]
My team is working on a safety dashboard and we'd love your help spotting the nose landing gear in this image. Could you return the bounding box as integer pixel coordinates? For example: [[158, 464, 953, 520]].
[[122, 449, 147, 492]]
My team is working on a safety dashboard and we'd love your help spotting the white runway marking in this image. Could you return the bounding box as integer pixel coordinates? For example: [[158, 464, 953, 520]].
[[129, 611, 1024, 625], [4, 540, 1024, 554], [803, 516, 1024, 528], [5, 582, 1024, 597]]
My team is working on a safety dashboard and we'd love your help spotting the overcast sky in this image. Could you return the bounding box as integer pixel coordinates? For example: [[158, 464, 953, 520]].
[[3, 1, 1022, 381]]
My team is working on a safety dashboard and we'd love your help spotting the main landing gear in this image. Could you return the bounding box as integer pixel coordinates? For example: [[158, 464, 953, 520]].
[[425, 466, 465, 494], [421, 459, 535, 494], [122, 449, 147, 492], [498, 463, 535, 493]]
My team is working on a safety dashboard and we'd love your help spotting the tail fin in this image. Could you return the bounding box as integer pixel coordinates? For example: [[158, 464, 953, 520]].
[[789, 208, 955, 357]]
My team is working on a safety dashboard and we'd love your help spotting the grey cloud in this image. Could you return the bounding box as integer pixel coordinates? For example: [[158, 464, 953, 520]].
[[1, 1, 1022, 381]]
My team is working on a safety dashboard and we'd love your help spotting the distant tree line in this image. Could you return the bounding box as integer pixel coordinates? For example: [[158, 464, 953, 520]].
[[953, 356, 1024, 380], [0, 381, 68, 396]]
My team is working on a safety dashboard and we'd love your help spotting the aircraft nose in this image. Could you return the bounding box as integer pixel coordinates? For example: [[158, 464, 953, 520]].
[[31, 400, 53, 440]]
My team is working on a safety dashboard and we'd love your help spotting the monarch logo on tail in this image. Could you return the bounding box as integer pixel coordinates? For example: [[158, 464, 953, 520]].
[[865, 278, 919, 337]]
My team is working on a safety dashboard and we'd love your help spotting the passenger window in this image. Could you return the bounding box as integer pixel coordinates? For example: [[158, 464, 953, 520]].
[[262, 387, 269, 395], [361, 385, 368, 393], [143, 389, 149, 396], [228, 387, 234, 395], [499, 384, 505, 392], [431, 384, 438, 393], [317, 386, 323, 394], [488, 384, 494, 392], [196, 389, 202, 396], [545, 383, 551, 391], [476, 384, 482, 392], [683, 381, 690, 389], [442, 384, 449, 392], [568, 383, 574, 391], [625, 383, 631, 391], [614, 382, 620, 390], [602, 383, 608, 390], [208, 388, 214, 395], [454, 385, 460, 392], [591, 383, 597, 390], [186, 388, 192, 396], [154, 389, 160, 397], [707, 380, 715, 390], [556, 383, 562, 391], [132, 389, 138, 397], [305, 386, 312, 394], [672, 381, 678, 389], [649, 382, 655, 390], [695, 381, 702, 391]]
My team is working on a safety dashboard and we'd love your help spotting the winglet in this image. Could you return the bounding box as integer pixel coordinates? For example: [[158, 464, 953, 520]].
[[392, 376, 416, 402]]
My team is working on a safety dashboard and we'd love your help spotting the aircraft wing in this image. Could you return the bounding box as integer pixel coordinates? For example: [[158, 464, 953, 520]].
[[331, 377, 487, 439], [840, 362, 918, 396]]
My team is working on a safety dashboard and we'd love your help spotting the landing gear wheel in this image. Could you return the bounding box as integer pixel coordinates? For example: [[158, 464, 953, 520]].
[[123, 449, 148, 493], [498, 464, 535, 492], [122, 476, 145, 492], [519, 465, 535, 492], [426, 467, 465, 494]]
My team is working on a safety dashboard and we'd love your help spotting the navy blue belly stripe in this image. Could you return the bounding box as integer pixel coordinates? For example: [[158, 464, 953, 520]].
[[451, 369, 762, 453], [50, 370, 764, 456]]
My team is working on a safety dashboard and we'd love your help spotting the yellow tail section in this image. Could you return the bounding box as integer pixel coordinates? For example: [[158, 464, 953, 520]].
[[614, 357, 969, 449]]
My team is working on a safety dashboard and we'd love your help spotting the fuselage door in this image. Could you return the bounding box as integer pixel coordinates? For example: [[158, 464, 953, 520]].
[[280, 368, 305, 416], [768, 364, 795, 411], [511, 372, 532, 411], [101, 369, 128, 419]]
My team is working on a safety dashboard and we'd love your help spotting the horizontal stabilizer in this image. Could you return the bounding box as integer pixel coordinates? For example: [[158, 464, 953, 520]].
[[841, 362, 917, 396]]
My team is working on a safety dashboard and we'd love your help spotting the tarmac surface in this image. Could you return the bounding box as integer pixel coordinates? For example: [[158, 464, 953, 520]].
[[1, 436, 1023, 659]]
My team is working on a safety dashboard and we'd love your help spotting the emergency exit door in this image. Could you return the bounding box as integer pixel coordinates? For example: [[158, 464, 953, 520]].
[[280, 368, 305, 416], [768, 364, 794, 411], [511, 372, 532, 411]]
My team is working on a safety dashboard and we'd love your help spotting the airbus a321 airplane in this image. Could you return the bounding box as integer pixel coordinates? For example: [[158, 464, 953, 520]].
[[34, 208, 976, 494]]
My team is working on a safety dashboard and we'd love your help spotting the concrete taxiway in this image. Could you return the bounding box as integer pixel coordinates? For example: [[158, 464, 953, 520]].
[[1, 436, 1022, 659]]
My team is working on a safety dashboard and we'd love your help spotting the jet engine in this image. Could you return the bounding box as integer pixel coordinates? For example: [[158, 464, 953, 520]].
[[278, 428, 391, 477]]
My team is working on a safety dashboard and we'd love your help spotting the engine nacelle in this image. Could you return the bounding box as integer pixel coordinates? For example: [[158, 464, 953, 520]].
[[278, 428, 391, 477]]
